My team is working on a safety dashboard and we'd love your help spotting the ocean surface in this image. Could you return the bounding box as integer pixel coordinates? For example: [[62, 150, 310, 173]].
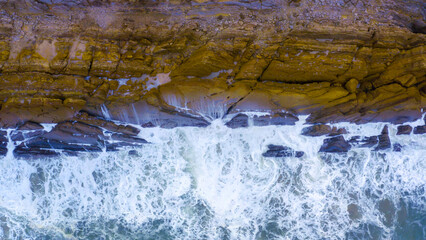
[[0, 116, 425, 239]]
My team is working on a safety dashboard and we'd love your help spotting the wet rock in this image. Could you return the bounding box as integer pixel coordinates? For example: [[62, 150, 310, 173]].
[[73, 112, 140, 136], [225, 114, 248, 128], [14, 146, 59, 158], [396, 125, 412, 135], [20, 138, 103, 153], [262, 144, 304, 158], [349, 136, 378, 148], [301, 124, 347, 137], [0, 130, 7, 156], [319, 136, 351, 153], [17, 121, 44, 130], [393, 143, 402, 152], [413, 125, 426, 134], [253, 113, 298, 126], [375, 125, 391, 150], [43, 121, 105, 145], [110, 133, 148, 144], [10, 130, 46, 142]]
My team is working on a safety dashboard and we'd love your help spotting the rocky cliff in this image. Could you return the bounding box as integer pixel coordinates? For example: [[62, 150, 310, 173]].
[[0, 0, 425, 128]]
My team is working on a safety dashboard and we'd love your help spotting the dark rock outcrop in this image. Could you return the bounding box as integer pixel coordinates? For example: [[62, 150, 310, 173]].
[[262, 144, 304, 158], [319, 136, 351, 153], [253, 113, 298, 126], [225, 114, 249, 128], [375, 126, 391, 151], [12, 120, 148, 158], [396, 125, 412, 135], [301, 125, 347, 137], [413, 125, 426, 134], [0, 130, 7, 156]]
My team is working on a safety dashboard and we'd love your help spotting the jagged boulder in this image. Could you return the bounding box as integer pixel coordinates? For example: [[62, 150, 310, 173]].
[[375, 125, 391, 151], [301, 124, 347, 137], [319, 136, 351, 153], [396, 125, 412, 135]]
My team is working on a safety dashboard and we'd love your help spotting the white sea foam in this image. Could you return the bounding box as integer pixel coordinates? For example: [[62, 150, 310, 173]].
[[0, 118, 425, 239]]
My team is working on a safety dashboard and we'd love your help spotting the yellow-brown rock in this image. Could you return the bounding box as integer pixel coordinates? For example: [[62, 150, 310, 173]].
[[171, 45, 234, 78], [0, 0, 424, 127], [345, 79, 359, 93], [235, 59, 269, 80]]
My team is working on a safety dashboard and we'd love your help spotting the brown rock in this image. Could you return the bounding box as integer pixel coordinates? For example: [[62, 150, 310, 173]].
[[396, 125, 412, 135], [301, 125, 347, 137]]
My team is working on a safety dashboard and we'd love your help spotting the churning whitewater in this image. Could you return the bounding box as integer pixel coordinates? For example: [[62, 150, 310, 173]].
[[0, 117, 425, 239]]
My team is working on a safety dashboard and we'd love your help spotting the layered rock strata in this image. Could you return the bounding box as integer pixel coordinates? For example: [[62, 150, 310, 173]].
[[0, 0, 425, 129]]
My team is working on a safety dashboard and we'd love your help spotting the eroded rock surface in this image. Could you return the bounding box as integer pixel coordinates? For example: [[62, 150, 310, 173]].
[[0, 0, 424, 128]]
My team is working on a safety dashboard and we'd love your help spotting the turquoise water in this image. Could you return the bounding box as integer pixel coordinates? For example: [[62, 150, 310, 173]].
[[0, 119, 425, 239]]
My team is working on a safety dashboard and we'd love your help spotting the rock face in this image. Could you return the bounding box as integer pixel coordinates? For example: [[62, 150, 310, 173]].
[[0, 0, 424, 128]]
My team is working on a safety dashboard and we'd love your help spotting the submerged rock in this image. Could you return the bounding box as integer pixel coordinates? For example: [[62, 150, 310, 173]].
[[319, 136, 351, 153], [347, 203, 362, 221], [262, 145, 304, 158], [377, 198, 396, 227]]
